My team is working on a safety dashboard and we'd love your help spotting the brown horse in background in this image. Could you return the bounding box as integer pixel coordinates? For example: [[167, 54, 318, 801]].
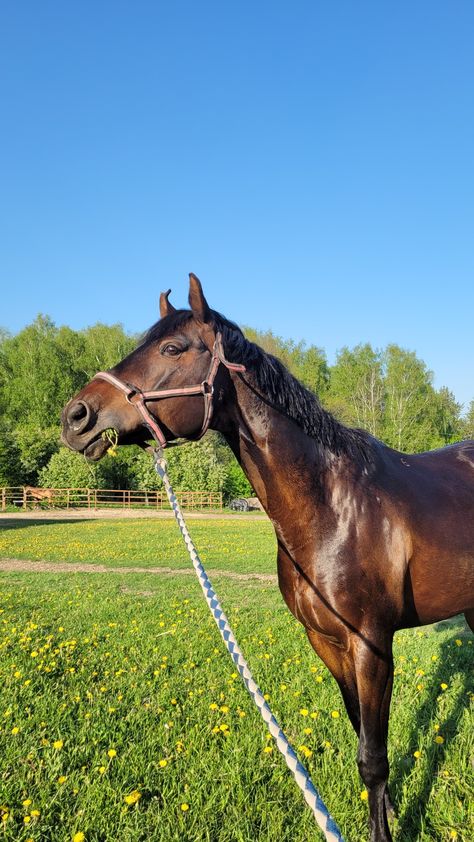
[[61, 274, 474, 842], [24, 486, 55, 507]]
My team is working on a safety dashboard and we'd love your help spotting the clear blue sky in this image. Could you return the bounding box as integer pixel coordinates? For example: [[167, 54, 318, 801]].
[[1, 1, 473, 409]]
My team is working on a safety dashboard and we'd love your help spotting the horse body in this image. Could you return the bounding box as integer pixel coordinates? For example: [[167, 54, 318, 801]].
[[61, 275, 473, 842]]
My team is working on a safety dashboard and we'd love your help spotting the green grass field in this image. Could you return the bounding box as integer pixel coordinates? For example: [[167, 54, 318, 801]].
[[0, 517, 472, 841], [0, 518, 275, 573]]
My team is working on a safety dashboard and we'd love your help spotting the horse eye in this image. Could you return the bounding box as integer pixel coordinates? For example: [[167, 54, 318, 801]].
[[162, 343, 182, 356]]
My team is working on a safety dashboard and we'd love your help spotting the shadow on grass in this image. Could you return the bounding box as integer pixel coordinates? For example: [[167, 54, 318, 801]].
[[0, 517, 91, 530], [391, 617, 473, 840]]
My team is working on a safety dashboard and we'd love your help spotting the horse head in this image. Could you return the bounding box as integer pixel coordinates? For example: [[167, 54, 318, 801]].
[[61, 274, 243, 459]]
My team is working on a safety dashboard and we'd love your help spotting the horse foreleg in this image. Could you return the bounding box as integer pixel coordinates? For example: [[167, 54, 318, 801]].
[[353, 633, 394, 842], [306, 628, 361, 733], [306, 627, 396, 826]]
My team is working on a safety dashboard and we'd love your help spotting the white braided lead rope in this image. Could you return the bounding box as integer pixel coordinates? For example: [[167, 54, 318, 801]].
[[154, 450, 344, 842]]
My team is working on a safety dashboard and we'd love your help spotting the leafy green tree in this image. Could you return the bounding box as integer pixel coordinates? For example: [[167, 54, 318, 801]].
[[382, 345, 437, 452], [462, 401, 474, 440], [0, 315, 73, 429], [14, 424, 60, 485], [39, 447, 101, 488], [164, 437, 227, 492], [0, 424, 23, 486], [77, 324, 136, 379], [432, 387, 463, 446], [243, 327, 329, 397], [327, 344, 384, 436], [222, 460, 253, 501]]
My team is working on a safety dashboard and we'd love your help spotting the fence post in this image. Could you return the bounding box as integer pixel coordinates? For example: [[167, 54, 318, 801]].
[[1, 488, 5, 511], [23, 487, 27, 509]]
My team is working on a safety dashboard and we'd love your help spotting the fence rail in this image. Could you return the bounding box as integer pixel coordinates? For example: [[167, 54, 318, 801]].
[[0, 486, 222, 512]]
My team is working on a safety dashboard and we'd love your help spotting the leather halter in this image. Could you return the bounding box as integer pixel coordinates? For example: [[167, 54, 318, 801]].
[[92, 332, 246, 449]]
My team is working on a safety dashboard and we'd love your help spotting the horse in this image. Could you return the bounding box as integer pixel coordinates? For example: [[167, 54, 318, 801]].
[[24, 486, 55, 507], [61, 274, 474, 842]]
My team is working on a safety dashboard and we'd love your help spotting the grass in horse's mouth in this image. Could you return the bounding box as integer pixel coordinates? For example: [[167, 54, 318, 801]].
[[101, 427, 119, 456]]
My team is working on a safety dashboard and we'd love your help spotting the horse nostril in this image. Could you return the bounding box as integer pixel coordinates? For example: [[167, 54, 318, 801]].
[[67, 400, 91, 434]]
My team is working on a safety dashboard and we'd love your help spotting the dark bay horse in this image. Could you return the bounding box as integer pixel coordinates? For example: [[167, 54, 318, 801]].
[[61, 274, 474, 842]]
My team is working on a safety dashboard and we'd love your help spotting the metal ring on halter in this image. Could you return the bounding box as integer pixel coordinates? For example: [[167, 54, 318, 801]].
[[125, 390, 140, 404]]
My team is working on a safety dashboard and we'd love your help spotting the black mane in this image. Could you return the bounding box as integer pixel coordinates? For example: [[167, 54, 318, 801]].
[[143, 309, 374, 465]]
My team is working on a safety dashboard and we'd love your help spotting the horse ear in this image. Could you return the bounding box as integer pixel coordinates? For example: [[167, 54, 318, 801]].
[[188, 273, 211, 323], [159, 289, 176, 319]]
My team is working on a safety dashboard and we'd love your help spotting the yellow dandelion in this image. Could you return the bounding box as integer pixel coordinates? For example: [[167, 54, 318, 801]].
[[209, 703, 218, 710], [159, 759, 168, 768], [30, 810, 40, 817], [107, 748, 117, 758], [22, 799, 32, 807], [413, 750, 421, 758], [434, 735, 444, 744], [24, 815, 31, 824], [455, 639, 462, 646], [298, 744, 313, 758], [331, 710, 340, 718], [53, 739, 63, 750], [263, 745, 273, 753], [73, 833, 85, 842], [360, 790, 368, 801], [124, 790, 141, 806], [11, 726, 19, 735], [58, 775, 67, 784], [440, 682, 448, 690], [180, 803, 189, 812], [299, 708, 309, 717]]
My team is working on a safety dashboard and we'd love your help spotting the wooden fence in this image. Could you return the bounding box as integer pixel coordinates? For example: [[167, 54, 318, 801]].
[[0, 486, 222, 512]]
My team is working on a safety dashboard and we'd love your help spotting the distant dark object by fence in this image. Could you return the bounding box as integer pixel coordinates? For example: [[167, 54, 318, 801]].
[[1, 486, 222, 512], [229, 497, 264, 512]]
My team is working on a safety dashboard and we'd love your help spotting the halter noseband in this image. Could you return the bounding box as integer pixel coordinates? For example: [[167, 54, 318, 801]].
[[92, 332, 246, 449]]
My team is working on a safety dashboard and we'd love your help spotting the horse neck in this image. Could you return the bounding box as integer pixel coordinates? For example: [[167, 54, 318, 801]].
[[214, 375, 326, 536]]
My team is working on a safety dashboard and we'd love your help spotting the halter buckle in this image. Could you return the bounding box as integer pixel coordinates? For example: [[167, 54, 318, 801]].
[[125, 389, 140, 405], [202, 381, 214, 396]]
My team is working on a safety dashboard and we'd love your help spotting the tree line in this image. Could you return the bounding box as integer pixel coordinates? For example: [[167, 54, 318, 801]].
[[0, 315, 472, 497]]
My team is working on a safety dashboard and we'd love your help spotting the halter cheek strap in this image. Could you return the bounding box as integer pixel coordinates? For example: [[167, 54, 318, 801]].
[[92, 332, 245, 449]]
